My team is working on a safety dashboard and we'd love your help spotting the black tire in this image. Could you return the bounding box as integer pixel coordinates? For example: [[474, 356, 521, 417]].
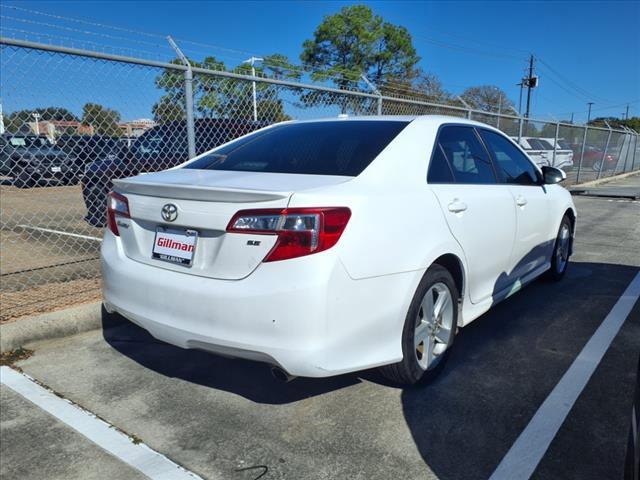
[[380, 264, 459, 386], [546, 215, 572, 281]]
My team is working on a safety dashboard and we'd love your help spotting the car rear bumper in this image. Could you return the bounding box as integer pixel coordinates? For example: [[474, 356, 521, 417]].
[[101, 232, 417, 377]]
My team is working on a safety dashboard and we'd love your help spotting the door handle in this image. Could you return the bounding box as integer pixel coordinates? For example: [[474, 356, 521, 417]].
[[516, 196, 528, 207], [448, 200, 468, 213]]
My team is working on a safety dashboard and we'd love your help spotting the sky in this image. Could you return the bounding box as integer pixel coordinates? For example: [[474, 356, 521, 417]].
[[1, 0, 639, 124]]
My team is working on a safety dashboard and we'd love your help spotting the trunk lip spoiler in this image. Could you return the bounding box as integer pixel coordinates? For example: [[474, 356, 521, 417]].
[[113, 178, 291, 203]]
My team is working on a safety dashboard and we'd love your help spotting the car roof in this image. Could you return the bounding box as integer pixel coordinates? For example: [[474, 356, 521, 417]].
[[289, 114, 500, 131]]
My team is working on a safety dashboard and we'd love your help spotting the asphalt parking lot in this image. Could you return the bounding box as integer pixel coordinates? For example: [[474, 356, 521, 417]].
[[1, 178, 639, 480]]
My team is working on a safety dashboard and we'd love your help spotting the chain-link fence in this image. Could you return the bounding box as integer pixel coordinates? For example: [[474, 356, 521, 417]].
[[1, 37, 639, 320]]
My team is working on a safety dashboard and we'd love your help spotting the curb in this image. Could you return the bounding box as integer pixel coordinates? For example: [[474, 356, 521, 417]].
[[1, 301, 103, 353], [571, 169, 640, 188]]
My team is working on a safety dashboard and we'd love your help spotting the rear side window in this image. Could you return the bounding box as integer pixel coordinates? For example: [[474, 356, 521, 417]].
[[437, 126, 497, 184], [184, 120, 409, 176], [479, 129, 539, 186], [526, 138, 545, 150], [427, 144, 454, 183]]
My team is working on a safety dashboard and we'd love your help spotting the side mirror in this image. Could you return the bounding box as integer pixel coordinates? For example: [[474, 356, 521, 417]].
[[541, 166, 566, 184]]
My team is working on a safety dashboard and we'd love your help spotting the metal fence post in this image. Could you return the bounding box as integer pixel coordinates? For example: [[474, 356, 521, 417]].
[[518, 116, 524, 144], [168, 36, 196, 159], [631, 130, 638, 170], [552, 121, 560, 167], [576, 125, 588, 183], [597, 121, 612, 180], [621, 128, 632, 173], [456, 96, 472, 119], [361, 74, 382, 115]]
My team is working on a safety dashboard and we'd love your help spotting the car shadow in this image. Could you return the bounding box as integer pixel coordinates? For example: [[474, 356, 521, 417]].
[[101, 310, 362, 405], [102, 257, 638, 477], [399, 260, 639, 480]]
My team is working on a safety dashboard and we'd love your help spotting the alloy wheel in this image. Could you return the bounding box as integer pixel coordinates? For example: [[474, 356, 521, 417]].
[[414, 282, 455, 370]]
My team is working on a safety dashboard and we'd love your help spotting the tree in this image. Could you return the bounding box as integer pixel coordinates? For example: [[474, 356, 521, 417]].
[[300, 5, 419, 111], [152, 99, 185, 123], [153, 54, 298, 123], [81, 103, 121, 136], [380, 69, 451, 103], [4, 107, 78, 133], [589, 116, 640, 131], [460, 85, 514, 113]]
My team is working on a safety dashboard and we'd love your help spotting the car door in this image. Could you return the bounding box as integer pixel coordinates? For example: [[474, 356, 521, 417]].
[[428, 125, 517, 304], [478, 129, 552, 282]]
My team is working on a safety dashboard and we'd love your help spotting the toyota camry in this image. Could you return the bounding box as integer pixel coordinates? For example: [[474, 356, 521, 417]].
[[101, 116, 576, 385]]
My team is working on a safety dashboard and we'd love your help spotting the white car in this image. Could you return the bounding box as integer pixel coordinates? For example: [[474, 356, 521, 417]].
[[541, 137, 575, 170], [101, 116, 576, 385], [513, 137, 574, 170]]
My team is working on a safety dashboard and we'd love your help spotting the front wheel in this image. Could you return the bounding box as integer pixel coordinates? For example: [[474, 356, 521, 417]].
[[380, 265, 459, 386], [547, 215, 572, 281]]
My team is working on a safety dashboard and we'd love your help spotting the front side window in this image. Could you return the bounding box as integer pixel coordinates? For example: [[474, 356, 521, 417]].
[[184, 120, 409, 176], [479, 129, 539, 186], [437, 126, 497, 184]]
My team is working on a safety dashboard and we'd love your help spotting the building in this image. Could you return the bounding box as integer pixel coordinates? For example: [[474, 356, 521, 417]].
[[118, 119, 156, 137], [29, 120, 94, 140]]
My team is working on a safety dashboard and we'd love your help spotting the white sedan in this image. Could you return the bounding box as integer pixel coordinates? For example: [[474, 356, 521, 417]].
[[101, 116, 576, 385]]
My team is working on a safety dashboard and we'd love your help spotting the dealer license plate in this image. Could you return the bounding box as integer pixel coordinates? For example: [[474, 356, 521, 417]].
[[152, 227, 198, 266]]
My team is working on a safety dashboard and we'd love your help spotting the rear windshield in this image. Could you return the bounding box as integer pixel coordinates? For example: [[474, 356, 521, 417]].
[[183, 120, 409, 176]]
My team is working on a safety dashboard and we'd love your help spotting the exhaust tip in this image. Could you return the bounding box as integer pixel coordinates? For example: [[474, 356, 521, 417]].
[[270, 366, 296, 383]]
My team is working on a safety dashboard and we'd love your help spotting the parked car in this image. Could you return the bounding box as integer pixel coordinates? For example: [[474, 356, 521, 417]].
[[57, 134, 126, 177], [513, 137, 573, 170], [540, 137, 574, 170], [82, 119, 266, 227], [101, 116, 576, 385], [0, 133, 79, 188], [569, 144, 617, 172]]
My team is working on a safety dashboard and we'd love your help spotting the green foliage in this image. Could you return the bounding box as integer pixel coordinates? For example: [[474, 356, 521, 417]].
[[460, 85, 515, 113], [81, 103, 121, 136], [300, 5, 420, 111], [4, 107, 78, 133], [153, 54, 298, 123], [589, 116, 640, 131], [301, 5, 419, 88]]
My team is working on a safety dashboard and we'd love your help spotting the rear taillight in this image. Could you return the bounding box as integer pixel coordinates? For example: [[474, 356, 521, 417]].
[[227, 207, 351, 262], [106, 191, 130, 236]]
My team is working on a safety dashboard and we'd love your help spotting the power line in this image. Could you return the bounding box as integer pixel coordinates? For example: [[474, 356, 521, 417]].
[[536, 57, 613, 104]]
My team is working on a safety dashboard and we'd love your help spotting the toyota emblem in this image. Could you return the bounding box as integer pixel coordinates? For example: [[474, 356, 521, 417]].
[[161, 203, 178, 222]]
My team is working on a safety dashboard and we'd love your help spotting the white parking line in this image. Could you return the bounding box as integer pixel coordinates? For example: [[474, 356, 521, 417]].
[[490, 271, 640, 480], [0, 366, 203, 480], [18, 224, 102, 242]]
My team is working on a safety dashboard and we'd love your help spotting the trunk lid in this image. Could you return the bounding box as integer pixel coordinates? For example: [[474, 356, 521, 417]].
[[113, 169, 352, 280]]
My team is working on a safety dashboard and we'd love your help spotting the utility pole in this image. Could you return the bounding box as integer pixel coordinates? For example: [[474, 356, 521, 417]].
[[524, 54, 536, 118], [243, 56, 264, 122], [624, 104, 629, 120], [32, 112, 41, 135], [516, 80, 524, 116], [587, 102, 594, 124], [570, 112, 574, 124]]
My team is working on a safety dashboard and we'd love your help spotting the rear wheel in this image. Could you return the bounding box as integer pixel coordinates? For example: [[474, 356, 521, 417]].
[[547, 215, 572, 281], [380, 264, 458, 386]]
